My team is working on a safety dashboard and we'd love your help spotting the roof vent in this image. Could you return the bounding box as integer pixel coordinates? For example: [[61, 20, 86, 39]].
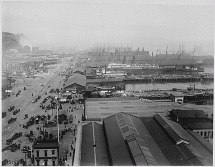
[[154, 114, 189, 145]]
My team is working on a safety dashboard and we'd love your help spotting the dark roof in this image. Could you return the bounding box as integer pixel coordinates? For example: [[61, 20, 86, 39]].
[[81, 122, 94, 166], [103, 114, 134, 166], [187, 130, 213, 154], [81, 122, 109, 166], [170, 109, 207, 119], [141, 114, 212, 166], [86, 78, 123, 84], [64, 73, 86, 88], [103, 113, 169, 166], [32, 139, 59, 149], [73, 67, 85, 74], [184, 121, 213, 130]]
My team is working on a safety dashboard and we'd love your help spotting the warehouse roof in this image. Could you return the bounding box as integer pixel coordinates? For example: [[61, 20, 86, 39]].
[[64, 73, 86, 88], [85, 98, 186, 120], [141, 114, 212, 166], [170, 109, 207, 119], [81, 122, 109, 166], [103, 112, 169, 166], [73, 67, 85, 74]]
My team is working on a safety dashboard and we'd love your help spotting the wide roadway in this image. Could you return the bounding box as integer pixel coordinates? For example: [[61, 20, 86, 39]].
[[2, 59, 71, 149]]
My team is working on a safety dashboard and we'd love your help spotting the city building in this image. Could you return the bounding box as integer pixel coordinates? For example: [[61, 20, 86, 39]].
[[73, 67, 86, 75], [32, 139, 59, 166], [75, 112, 212, 166], [85, 97, 188, 120], [64, 73, 86, 94], [169, 109, 213, 143], [170, 92, 184, 103]]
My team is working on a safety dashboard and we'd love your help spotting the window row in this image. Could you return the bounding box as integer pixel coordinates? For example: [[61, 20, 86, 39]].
[[36, 150, 55, 157]]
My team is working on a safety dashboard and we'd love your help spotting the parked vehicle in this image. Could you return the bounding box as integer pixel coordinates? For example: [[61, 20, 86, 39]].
[[8, 118, 17, 124], [2, 112, 7, 118]]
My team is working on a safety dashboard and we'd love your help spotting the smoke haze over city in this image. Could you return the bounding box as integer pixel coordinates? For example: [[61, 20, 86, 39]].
[[2, 0, 214, 54]]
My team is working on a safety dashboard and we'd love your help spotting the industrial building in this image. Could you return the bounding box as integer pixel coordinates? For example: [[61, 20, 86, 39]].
[[85, 97, 188, 120], [76, 112, 212, 166]]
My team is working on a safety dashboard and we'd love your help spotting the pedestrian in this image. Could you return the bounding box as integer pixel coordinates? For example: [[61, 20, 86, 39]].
[[32, 93, 33, 96], [70, 152, 72, 156]]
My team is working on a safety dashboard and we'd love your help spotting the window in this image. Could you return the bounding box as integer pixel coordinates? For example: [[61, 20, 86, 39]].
[[36, 150, 39, 157], [52, 160, 55, 166], [44, 160, 48, 166], [36, 160, 40, 166], [52, 150, 55, 156], [44, 150, 47, 157], [204, 131, 207, 137], [200, 131, 203, 136]]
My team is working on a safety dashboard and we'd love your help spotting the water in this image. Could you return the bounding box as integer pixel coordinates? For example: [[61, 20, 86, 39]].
[[126, 66, 214, 91], [125, 82, 214, 92]]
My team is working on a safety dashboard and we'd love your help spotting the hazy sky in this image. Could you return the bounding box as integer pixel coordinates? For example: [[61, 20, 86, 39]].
[[1, 0, 214, 54]]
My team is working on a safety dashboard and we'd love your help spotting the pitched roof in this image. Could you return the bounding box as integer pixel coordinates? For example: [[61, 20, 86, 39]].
[[81, 122, 109, 166], [73, 67, 85, 74], [64, 73, 86, 88], [170, 109, 207, 119], [103, 112, 169, 166], [141, 114, 213, 166]]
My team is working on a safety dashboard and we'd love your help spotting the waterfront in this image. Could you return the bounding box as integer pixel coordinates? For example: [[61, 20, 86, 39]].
[[126, 81, 214, 92], [126, 66, 214, 91]]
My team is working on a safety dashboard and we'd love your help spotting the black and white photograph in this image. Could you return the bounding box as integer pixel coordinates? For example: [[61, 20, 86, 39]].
[[1, 0, 214, 166]]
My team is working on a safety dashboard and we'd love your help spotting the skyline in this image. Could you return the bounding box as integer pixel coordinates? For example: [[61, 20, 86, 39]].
[[2, 1, 214, 54]]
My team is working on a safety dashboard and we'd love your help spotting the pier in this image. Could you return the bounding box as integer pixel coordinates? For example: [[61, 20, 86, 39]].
[[123, 74, 213, 84]]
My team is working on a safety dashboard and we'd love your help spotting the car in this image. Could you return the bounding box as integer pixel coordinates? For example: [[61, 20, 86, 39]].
[[32, 99, 36, 103]]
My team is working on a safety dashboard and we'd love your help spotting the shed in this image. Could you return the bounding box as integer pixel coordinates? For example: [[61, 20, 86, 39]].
[[170, 92, 184, 103]]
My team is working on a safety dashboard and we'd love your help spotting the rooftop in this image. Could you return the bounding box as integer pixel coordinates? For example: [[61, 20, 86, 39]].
[[81, 122, 109, 166], [103, 113, 169, 166], [170, 109, 207, 119], [85, 98, 186, 120], [64, 73, 86, 88], [32, 139, 59, 149], [141, 114, 213, 166]]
